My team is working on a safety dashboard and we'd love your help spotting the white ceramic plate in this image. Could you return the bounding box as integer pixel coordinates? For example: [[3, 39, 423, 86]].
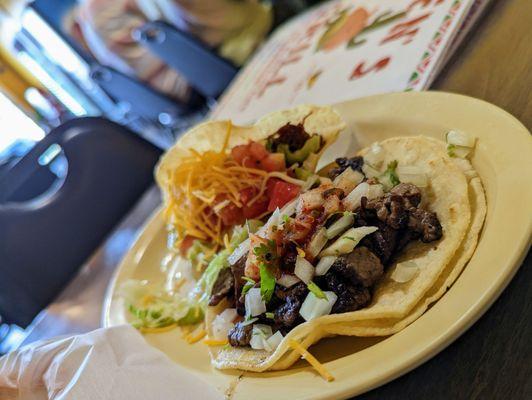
[[104, 92, 532, 399]]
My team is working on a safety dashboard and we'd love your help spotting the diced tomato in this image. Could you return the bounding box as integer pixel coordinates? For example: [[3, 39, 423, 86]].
[[260, 153, 286, 172], [239, 187, 256, 205], [218, 202, 245, 226], [267, 181, 301, 212], [231, 141, 284, 172], [231, 144, 250, 166], [248, 141, 269, 160], [243, 196, 269, 219], [179, 235, 196, 257], [240, 187, 269, 219]]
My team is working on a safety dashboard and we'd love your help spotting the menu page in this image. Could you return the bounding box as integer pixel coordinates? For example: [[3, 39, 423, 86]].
[[212, 0, 488, 124]]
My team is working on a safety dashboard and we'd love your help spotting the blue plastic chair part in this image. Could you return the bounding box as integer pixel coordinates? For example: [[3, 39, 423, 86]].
[[135, 21, 238, 99], [0, 117, 162, 327]]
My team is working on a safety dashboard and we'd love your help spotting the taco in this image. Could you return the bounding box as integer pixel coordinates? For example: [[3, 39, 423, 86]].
[[204, 135, 485, 374], [124, 105, 485, 378], [122, 105, 345, 332]]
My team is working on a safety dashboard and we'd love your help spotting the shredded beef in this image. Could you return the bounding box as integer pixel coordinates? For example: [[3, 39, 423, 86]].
[[331, 247, 384, 287], [390, 183, 422, 208], [228, 322, 253, 347], [408, 208, 443, 242], [273, 283, 307, 330], [363, 222, 398, 265], [324, 271, 371, 313], [208, 268, 234, 306], [328, 156, 364, 180], [231, 257, 247, 316], [269, 123, 310, 152]]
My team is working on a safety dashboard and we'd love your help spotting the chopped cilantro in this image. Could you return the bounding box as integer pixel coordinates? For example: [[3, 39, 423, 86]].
[[307, 281, 327, 300], [380, 160, 400, 189], [259, 263, 276, 303], [242, 281, 254, 296]]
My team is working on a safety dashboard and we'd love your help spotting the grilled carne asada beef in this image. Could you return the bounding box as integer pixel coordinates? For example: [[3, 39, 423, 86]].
[[267, 123, 311, 152], [223, 157, 443, 347], [228, 322, 253, 347], [209, 267, 234, 306]]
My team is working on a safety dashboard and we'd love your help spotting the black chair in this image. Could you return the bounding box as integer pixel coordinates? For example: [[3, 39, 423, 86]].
[[135, 21, 238, 100], [89, 64, 204, 125], [0, 118, 162, 328]]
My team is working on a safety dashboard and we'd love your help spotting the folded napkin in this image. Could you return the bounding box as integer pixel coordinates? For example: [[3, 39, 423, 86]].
[[0, 325, 223, 400]]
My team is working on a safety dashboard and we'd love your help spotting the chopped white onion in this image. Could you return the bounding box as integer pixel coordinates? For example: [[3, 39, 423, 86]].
[[448, 144, 471, 158], [299, 291, 338, 321], [333, 168, 364, 193], [277, 274, 301, 288], [228, 200, 297, 265], [320, 226, 378, 257], [315, 256, 337, 276], [266, 331, 284, 351], [326, 213, 354, 239], [228, 238, 250, 265], [302, 175, 320, 191], [250, 324, 273, 350], [362, 163, 381, 179], [212, 308, 237, 341], [296, 189, 323, 214], [280, 198, 298, 217], [343, 182, 369, 210], [397, 166, 428, 187], [307, 228, 328, 258], [294, 256, 315, 284], [245, 288, 266, 317], [390, 261, 419, 283], [240, 317, 258, 327], [363, 143, 385, 168], [367, 184, 385, 200], [446, 130, 475, 148]]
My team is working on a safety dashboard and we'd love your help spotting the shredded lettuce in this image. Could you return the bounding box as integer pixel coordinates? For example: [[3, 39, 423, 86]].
[[123, 224, 251, 331], [121, 280, 192, 329], [187, 239, 215, 270]]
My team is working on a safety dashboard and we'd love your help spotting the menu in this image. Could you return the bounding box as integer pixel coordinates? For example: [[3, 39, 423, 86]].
[[211, 0, 491, 123]]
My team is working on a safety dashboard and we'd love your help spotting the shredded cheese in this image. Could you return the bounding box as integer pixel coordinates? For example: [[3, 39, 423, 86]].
[[296, 248, 306, 258], [162, 122, 303, 248], [288, 339, 335, 382], [139, 324, 177, 334], [186, 328, 207, 344], [203, 338, 229, 346]]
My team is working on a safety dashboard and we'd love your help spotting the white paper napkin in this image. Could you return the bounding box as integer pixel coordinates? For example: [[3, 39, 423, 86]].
[[0, 325, 223, 400]]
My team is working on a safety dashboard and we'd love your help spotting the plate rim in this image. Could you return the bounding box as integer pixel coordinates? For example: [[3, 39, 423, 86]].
[[102, 91, 532, 399]]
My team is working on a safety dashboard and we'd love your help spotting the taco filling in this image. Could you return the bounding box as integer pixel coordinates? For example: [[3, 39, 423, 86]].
[[210, 154, 443, 350]]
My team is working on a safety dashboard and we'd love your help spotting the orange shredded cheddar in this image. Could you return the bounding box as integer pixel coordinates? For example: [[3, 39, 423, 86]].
[[186, 329, 207, 344], [203, 338, 229, 346], [162, 122, 303, 248], [288, 340, 335, 382], [139, 324, 177, 334]]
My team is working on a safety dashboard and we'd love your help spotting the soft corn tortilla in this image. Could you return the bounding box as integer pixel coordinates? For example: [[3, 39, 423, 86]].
[[324, 156, 486, 337], [155, 104, 346, 202], [207, 136, 477, 372]]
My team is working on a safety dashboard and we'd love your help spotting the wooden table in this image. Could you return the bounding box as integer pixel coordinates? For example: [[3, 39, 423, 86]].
[[21, 0, 532, 398]]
